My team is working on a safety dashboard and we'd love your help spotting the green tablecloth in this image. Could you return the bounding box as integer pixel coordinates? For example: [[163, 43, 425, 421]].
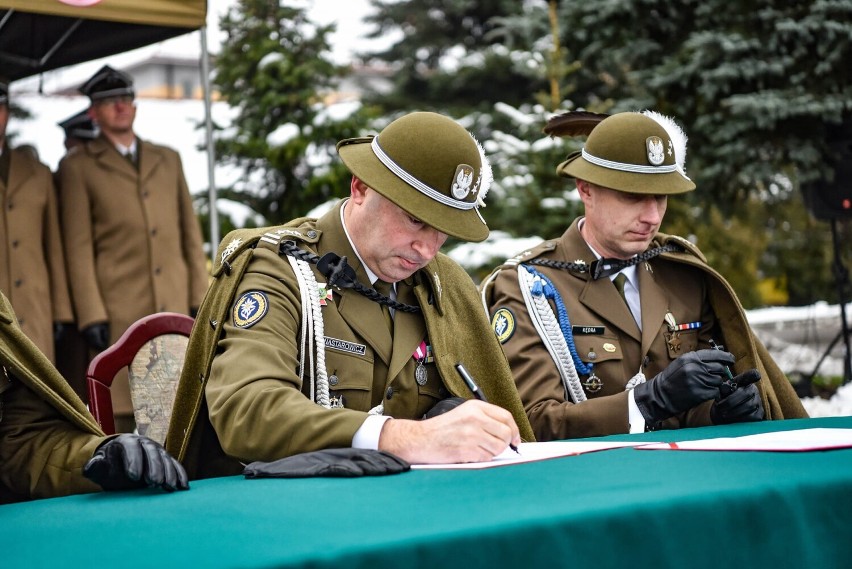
[[3, 416, 852, 568]]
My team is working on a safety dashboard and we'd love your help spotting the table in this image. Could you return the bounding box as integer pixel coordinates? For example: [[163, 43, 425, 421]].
[[3, 416, 852, 568]]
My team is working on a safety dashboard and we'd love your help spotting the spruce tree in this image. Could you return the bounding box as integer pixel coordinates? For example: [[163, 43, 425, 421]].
[[213, 0, 371, 224]]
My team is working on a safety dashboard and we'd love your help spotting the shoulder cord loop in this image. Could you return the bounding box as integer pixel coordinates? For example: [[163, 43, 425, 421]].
[[519, 265, 647, 399], [529, 243, 684, 279], [286, 255, 331, 408], [281, 241, 421, 313], [519, 265, 588, 404], [279, 240, 417, 413]]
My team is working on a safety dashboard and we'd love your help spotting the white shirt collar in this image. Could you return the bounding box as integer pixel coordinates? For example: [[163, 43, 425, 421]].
[[577, 217, 639, 286], [114, 139, 137, 157], [340, 200, 383, 286]]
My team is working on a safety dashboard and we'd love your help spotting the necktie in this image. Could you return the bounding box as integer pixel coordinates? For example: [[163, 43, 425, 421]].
[[613, 273, 628, 304], [374, 280, 394, 333], [123, 150, 137, 169]]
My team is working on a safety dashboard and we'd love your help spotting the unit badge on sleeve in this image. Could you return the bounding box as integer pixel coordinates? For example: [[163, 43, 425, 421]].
[[233, 291, 269, 328], [491, 308, 516, 344]]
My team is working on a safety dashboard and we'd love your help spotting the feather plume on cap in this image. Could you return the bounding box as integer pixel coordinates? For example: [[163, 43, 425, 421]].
[[641, 110, 689, 175], [473, 133, 493, 208], [543, 110, 610, 138]]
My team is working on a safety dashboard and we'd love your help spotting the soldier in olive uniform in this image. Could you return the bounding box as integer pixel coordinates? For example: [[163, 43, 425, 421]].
[[482, 111, 806, 442], [167, 112, 532, 477], [58, 66, 209, 430], [0, 79, 73, 363], [0, 290, 187, 503]]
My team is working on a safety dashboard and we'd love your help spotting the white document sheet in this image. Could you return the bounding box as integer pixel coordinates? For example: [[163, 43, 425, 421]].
[[410, 440, 649, 470], [637, 428, 852, 452]]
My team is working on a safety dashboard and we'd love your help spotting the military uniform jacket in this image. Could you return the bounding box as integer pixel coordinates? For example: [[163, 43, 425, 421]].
[[167, 201, 533, 479], [483, 218, 806, 442], [58, 134, 208, 339], [0, 146, 72, 361], [0, 292, 104, 503]]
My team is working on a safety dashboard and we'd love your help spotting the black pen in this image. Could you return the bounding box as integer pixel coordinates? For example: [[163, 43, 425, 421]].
[[455, 362, 521, 455]]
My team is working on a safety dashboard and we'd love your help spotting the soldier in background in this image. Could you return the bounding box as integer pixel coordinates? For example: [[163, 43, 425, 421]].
[[58, 109, 98, 152], [0, 78, 73, 364], [58, 66, 208, 431], [52, 109, 99, 400]]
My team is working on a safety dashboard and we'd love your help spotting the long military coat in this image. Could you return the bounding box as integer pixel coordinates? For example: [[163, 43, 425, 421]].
[[0, 291, 104, 503], [167, 201, 533, 478], [0, 146, 73, 361], [58, 135, 209, 414], [484, 218, 806, 441], [58, 135, 208, 336]]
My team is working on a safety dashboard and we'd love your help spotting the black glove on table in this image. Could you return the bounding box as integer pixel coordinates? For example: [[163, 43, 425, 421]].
[[244, 448, 410, 478], [83, 434, 189, 492], [711, 368, 765, 424], [634, 349, 735, 430], [423, 396, 466, 419], [82, 322, 110, 351]]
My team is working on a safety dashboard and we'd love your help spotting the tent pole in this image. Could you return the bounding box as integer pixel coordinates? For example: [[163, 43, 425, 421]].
[[199, 24, 220, 254]]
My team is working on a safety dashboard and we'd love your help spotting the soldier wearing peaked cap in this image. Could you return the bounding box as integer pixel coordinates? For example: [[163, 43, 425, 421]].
[[482, 111, 806, 442], [167, 112, 533, 478], [57, 109, 98, 151], [53, 108, 99, 399], [58, 65, 208, 432], [0, 77, 74, 364]]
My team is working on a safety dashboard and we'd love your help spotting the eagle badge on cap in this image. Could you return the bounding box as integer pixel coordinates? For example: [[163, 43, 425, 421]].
[[233, 291, 269, 328], [451, 164, 475, 200], [646, 136, 665, 166]]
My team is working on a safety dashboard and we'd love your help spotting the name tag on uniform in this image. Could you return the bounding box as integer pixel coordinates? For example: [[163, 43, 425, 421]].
[[572, 326, 605, 335], [324, 337, 366, 356]]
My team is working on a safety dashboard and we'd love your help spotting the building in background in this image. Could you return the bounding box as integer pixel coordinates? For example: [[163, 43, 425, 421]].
[[51, 56, 215, 101]]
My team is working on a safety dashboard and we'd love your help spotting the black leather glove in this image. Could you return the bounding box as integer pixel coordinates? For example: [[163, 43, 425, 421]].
[[711, 369, 765, 424], [83, 434, 189, 492], [82, 322, 110, 351], [634, 349, 735, 430], [423, 396, 466, 419], [243, 448, 410, 478]]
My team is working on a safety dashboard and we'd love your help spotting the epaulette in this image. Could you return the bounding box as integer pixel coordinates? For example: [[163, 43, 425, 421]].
[[213, 218, 322, 276], [655, 232, 707, 264]]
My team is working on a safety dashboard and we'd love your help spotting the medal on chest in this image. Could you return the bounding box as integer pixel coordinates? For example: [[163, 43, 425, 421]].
[[582, 372, 603, 393], [413, 341, 433, 386]]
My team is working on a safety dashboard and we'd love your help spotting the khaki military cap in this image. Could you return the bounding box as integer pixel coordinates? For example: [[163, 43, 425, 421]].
[[558, 111, 695, 194], [337, 112, 492, 242]]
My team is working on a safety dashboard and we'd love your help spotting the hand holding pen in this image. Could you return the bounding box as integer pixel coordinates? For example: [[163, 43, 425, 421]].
[[455, 363, 521, 455], [709, 339, 737, 397]]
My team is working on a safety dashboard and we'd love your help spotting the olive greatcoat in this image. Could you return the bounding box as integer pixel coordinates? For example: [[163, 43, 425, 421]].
[[167, 201, 534, 479], [0, 291, 105, 503], [483, 218, 806, 441], [0, 146, 73, 362], [58, 135, 209, 415]]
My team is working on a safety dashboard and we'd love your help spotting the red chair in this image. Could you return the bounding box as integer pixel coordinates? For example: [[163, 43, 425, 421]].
[[87, 312, 194, 441]]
